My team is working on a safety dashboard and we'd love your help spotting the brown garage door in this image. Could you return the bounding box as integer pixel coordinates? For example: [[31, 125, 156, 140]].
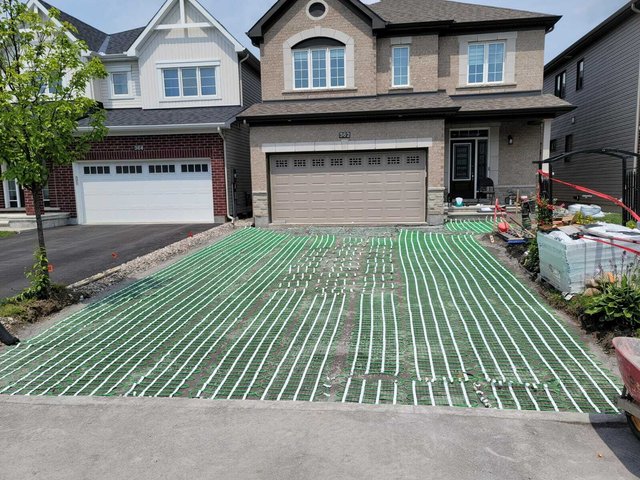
[[269, 150, 427, 224]]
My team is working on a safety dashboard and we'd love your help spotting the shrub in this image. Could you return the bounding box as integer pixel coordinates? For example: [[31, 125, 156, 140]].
[[584, 272, 640, 330], [521, 237, 540, 273]]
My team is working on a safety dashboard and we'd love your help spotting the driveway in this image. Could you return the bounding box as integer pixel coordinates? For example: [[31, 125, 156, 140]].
[[0, 224, 216, 298], [0, 229, 620, 412]]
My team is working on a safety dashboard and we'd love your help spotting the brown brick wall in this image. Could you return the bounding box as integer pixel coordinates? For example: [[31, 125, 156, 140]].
[[42, 133, 227, 219], [0, 179, 4, 209], [49, 165, 76, 217]]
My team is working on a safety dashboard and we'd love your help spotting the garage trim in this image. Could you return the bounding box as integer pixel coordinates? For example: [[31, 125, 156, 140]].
[[261, 138, 433, 153]]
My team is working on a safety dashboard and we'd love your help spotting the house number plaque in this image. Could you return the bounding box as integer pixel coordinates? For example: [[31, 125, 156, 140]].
[[338, 132, 352, 139]]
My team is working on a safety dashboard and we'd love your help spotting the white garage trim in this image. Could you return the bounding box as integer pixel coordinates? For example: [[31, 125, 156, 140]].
[[262, 138, 433, 153], [73, 159, 215, 225]]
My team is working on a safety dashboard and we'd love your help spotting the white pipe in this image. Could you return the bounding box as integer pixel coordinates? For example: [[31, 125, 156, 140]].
[[217, 127, 235, 224], [632, 1, 640, 14], [238, 51, 251, 107]]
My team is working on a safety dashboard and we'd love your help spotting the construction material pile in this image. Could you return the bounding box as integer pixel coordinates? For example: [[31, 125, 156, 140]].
[[539, 223, 640, 294]]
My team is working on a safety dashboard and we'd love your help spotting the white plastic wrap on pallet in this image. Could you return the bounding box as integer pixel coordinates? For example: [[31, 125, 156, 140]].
[[538, 224, 640, 294]]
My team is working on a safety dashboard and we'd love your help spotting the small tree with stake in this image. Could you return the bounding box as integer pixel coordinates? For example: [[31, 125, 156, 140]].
[[0, 0, 106, 303]]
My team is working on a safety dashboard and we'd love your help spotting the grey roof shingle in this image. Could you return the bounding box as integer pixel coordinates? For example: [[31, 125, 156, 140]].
[[368, 0, 557, 25], [40, 1, 144, 54], [40, 0, 107, 52], [79, 106, 246, 128], [239, 91, 574, 122], [240, 92, 457, 118], [104, 28, 147, 55], [453, 92, 574, 114]]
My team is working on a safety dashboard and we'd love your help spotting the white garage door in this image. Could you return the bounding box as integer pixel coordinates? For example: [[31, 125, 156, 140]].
[[76, 161, 214, 224], [270, 150, 426, 224]]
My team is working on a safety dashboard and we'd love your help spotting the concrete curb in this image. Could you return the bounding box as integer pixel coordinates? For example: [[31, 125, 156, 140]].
[[0, 395, 626, 426]]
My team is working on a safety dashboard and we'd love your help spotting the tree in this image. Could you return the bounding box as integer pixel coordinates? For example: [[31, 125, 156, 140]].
[[0, 0, 107, 297]]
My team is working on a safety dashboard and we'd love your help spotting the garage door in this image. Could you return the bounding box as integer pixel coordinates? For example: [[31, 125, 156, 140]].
[[76, 161, 214, 224], [270, 150, 426, 224]]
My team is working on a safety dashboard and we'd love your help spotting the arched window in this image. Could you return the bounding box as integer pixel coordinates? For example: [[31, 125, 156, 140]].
[[292, 37, 346, 90]]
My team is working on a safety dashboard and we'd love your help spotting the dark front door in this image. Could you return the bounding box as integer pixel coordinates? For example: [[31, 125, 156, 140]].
[[450, 141, 475, 199]]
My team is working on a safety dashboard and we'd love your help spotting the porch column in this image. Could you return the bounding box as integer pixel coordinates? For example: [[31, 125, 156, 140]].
[[541, 119, 552, 174], [24, 189, 44, 216]]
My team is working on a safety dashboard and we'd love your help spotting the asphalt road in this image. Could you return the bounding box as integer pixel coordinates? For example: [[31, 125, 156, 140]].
[[0, 396, 638, 480], [0, 224, 216, 298]]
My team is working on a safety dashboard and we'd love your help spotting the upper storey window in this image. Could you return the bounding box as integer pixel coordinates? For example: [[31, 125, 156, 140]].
[[161, 65, 218, 99], [468, 42, 505, 85], [292, 38, 345, 90], [554, 71, 566, 98], [392, 46, 410, 87]]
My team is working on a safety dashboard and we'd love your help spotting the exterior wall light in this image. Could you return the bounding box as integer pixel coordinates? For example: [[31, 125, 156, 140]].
[[508, 135, 514, 145]]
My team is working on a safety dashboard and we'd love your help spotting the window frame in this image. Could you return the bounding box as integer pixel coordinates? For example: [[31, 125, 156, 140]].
[[292, 46, 346, 91], [467, 41, 506, 86], [554, 71, 567, 99], [157, 61, 221, 101], [576, 59, 584, 91], [110, 71, 132, 98], [391, 45, 411, 88]]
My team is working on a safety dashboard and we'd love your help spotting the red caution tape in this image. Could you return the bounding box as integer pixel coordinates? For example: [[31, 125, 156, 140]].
[[188, 232, 194, 238], [538, 170, 640, 222], [112, 252, 119, 259], [582, 235, 640, 256]]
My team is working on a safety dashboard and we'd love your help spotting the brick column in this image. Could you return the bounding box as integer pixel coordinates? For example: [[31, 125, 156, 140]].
[[0, 180, 5, 209], [211, 136, 228, 222]]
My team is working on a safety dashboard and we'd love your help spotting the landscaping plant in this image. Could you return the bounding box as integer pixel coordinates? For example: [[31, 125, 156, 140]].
[[0, 0, 107, 298], [584, 270, 640, 331]]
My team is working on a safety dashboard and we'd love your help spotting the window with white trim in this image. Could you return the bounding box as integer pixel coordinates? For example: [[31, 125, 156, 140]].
[[162, 66, 218, 99], [468, 42, 505, 85], [392, 46, 410, 87], [111, 72, 130, 97], [293, 43, 346, 90]]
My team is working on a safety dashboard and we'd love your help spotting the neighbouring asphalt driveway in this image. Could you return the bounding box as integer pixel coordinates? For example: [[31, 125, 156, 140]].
[[0, 224, 216, 298]]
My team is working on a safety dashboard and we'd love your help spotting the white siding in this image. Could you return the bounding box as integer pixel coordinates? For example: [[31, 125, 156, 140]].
[[94, 61, 144, 109], [137, 1, 241, 109]]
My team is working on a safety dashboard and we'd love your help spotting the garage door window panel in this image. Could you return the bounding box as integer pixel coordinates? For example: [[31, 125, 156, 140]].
[[149, 165, 176, 174], [84, 166, 111, 175]]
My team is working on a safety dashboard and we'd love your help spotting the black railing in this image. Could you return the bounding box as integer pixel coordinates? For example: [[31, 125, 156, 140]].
[[624, 166, 640, 224]]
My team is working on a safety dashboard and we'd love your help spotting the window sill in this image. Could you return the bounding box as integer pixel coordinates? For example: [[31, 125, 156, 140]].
[[159, 97, 222, 103], [109, 96, 136, 101], [457, 83, 517, 90], [389, 86, 414, 92], [283, 87, 357, 95]]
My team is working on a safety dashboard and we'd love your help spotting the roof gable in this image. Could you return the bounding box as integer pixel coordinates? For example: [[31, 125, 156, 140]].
[[247, 0, 387, 44], [126, 0, 246, 56]]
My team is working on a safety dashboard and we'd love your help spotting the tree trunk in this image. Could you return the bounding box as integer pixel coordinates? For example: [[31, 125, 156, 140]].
[[0, 321, 19, 346], [31, 187, 51, 297]]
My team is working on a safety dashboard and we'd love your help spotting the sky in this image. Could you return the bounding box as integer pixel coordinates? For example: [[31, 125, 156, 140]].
[[44, 0, 630, 62]]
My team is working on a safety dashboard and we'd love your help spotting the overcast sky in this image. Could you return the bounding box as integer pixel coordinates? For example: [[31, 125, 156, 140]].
[[45, 0, 630, 62]]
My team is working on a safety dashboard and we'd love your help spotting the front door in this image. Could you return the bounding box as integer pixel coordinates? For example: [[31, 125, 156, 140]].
[[450, 141, 475, 199]]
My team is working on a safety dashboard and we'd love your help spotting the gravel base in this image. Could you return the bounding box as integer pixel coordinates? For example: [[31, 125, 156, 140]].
[[72, 220, 252, 298]]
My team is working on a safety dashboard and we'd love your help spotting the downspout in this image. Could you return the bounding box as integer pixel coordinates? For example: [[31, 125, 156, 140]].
[[217, 126, 235, 224], [632, 0, 640, 14], [238, 51, 251, 107], [634, 1, 640, 167]]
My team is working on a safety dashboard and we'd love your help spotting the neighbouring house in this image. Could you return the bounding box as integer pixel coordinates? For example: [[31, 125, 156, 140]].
[[0, 0, 260, 226], [239, 0, 573, 226], [543, 1, 640, 208]]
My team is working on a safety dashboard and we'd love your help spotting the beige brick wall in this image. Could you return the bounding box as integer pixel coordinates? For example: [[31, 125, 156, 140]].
[[438, 29, 546, 95], [249, 120, 446, 223], [496, 120, 542, 200], [260, 0, 377, 100], [376, 35, 439, 94]]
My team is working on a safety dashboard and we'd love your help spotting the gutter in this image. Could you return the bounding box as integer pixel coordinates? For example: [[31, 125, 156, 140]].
[[77, 122, 229, 135], [217, 126, 235, 224]]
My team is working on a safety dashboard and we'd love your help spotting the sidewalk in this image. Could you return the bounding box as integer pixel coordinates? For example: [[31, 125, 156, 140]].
[[1, 396, 638, 479]]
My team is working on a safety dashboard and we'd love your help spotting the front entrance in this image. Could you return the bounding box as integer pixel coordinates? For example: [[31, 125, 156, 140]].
[[449, 129, 489, 200]]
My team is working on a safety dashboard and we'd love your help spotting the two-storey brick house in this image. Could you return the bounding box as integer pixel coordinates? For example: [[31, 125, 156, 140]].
[[240, 0, 573, 226], [0, 0, 260, 225]]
